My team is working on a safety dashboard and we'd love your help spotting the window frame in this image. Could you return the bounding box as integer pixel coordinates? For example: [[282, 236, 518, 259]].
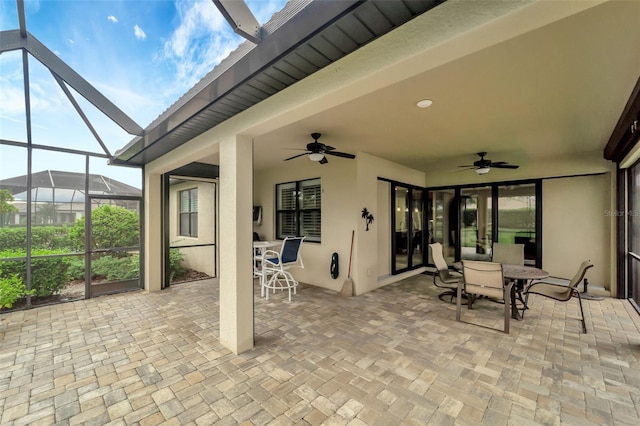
[[275, 177, 321, 243], [178, 187, 198, 238]]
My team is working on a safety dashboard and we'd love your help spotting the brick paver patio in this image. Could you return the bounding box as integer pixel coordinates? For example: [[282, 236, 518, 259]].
[[1, 274, 639, 425]]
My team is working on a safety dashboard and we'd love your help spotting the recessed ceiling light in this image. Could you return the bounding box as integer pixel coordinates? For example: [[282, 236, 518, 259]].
[[416, 99, 433, 108]]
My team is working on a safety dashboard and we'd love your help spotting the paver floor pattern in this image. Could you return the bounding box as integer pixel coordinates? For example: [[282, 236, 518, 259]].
[[1, 274, 639, 425]]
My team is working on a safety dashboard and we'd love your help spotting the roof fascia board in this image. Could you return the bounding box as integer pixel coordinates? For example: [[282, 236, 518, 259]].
[[0, 29, 144, 137], [114, 0, 363, 164], [212, 0, 262, 44]]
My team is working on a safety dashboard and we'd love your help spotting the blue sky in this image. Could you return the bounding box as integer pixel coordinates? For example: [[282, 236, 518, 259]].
[[0, 0, 287, 185]]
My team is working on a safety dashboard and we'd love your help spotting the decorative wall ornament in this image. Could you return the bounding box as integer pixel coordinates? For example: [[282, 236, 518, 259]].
[[361, 207, 374, 231]]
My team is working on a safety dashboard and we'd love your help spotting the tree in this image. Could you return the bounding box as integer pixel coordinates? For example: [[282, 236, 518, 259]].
[[0, 190, 18, 226]]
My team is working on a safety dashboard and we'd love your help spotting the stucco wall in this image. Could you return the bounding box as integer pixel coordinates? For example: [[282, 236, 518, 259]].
[[254, 151, 425, 295], [542, 173, 612, 292]]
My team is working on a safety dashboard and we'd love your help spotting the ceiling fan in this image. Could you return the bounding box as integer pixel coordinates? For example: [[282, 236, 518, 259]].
[[283, 133, 356, 164], [459, 152, 519, 174]]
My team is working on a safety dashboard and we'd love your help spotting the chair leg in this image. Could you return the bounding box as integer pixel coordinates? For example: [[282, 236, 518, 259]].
[[456, 283, 462, 321], [504, 282, 513, 334], [575, 290, 587, 333], [522, 291, 531, 319]]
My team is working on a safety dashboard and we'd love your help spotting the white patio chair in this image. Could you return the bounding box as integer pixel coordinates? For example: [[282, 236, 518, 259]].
[[262, 236, 305, 301]]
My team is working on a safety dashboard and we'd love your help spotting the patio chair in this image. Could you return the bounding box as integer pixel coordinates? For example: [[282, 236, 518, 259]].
[[491, 242, 526, 309], [457, 260, 513, 334], [523, 260, 594, 333], [262, 236, 305, 301], [429, 242, 463, 303]]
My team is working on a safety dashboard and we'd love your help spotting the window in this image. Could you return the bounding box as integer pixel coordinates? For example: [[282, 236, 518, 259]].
[[276, 178, 321, 242], [179, 188, 198, 237]]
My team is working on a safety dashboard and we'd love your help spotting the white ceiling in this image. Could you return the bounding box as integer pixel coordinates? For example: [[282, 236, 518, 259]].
[[244, 0, 639, 182]]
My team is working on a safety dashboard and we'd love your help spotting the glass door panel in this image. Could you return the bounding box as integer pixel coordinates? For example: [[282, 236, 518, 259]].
[[460, 187, 492, 261], [88, 196, 141, 297], [427, 189, 456, 264], [498, 183, 537, 265], [394, 186, 409, 272], [630, 163, 640, 305], [411, 189, 424, 267]]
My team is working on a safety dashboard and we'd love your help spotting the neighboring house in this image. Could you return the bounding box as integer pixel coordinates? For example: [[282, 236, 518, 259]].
[[109, 1, 640, 353], [0, 170, 140, 225]]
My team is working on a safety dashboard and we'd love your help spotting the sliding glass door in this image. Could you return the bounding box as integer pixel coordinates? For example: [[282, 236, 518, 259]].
[[497, 183, 538, 265], [426, 180, 541, 268], [460, 186, 492, 261], [392, 183, 425, 273], [427, 189, 456, 264], [630, 161, 640, 307]]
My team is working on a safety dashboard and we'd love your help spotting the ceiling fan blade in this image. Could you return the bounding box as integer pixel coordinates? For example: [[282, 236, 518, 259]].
[[458, 165, 474, 168], [323, 145, 336, 151], [325, 151, 356, 159], [319, 156, 328, 164], [492, 164, 519, 169], [281, 147, 308, 151], [284, 152, 309, 161]]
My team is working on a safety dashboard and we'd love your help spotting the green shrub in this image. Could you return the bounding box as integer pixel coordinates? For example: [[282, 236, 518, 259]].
[[0, 249, 72, 297], [0, 274, 35, 309], [69, 205, 139, 252], [169, 247, 186, 281], [0, 226, 76, 251], [91, 254, 139, 281], [62, 254, 140, 283], [67, 257, 86, 281]]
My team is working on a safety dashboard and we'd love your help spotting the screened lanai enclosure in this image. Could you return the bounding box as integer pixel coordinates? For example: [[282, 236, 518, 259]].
[[0, 0, 218, 311], [0, 1, 144, 310]]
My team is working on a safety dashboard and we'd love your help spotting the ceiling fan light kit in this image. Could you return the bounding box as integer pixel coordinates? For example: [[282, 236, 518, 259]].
[[459, 152, 519, 174], [283, 133, 356, 165]]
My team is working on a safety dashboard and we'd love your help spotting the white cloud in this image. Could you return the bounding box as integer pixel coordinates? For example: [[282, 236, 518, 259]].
[[134, 25, 146, 40], [157, 0, 238, 94], [107, 15, 118, 24], [164, 0, 226, 58]]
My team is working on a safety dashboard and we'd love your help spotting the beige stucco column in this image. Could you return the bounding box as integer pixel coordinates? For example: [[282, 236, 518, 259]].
[[144, 171, 162, 292], [219, 135, 254, 354]]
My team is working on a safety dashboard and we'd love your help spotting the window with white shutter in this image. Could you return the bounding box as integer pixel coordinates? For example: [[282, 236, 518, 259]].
[[179, 188, 198, 237], [276, 178, 321, 242]]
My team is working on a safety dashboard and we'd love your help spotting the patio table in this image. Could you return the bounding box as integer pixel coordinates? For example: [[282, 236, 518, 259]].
[[453, 262, 549, 320]]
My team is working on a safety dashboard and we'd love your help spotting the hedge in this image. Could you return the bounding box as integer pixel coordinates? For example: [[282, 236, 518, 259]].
[[0, 249, 72, 297]]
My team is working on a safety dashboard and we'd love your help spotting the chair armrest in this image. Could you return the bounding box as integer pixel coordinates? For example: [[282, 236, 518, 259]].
[[262, 249, 281, 265]]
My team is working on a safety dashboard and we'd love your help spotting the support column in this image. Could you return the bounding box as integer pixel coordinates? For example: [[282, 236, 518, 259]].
[[219, 135, 254, 354], [145, 171, 162, 292]]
